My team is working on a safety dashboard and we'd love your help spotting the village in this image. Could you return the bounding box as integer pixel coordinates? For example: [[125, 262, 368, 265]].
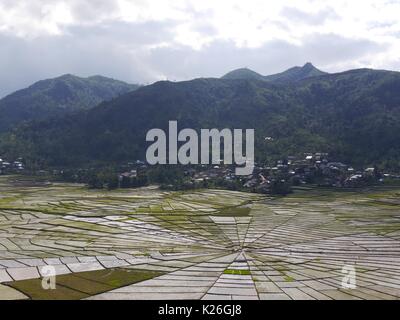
[[2, 152, 399, 195], [179, 152, 396, 194]]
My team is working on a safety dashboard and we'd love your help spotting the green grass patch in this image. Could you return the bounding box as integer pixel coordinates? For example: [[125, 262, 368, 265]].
[[223, 269, 251, 275], [275, 265, 289, 272], [5, 268, 164, 300]]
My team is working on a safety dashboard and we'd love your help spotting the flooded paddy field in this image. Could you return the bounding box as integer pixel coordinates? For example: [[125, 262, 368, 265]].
[[0, 175, 400, 300]]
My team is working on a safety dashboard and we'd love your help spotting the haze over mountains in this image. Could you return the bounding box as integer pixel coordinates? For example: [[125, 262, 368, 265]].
[[0, 74, 139, 132], [1, 64, 400, 170]]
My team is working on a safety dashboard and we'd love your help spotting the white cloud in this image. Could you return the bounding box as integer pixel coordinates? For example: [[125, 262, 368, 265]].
[[0, 0, 399, 96]]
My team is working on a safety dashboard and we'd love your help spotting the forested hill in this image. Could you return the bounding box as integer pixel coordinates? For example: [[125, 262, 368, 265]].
[[1, 67, 400, 170], [0, 74, 139, 132]]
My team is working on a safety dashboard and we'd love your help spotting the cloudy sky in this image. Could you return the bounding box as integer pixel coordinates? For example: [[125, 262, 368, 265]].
[[0, 0, 399, 97]]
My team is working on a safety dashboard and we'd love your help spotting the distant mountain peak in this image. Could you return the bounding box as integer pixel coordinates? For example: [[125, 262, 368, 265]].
[[221, 68, 265, 81], [57, 73, 79, 80], [300, 62, 320, 73], [221, 62, 327, 83], [264, 62, 328, 83], [59, 73, 75, 77]]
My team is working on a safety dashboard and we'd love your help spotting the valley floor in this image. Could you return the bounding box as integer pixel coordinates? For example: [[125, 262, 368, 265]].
[[0, 175, 399, 300]]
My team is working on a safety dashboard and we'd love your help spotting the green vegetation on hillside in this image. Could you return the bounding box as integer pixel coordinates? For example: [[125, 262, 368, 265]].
[[0, 74, 139, 132], [1, 67, 400, 171]]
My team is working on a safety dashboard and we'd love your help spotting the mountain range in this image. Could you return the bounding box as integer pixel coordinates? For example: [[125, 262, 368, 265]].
[[1, 64, 400, 170]]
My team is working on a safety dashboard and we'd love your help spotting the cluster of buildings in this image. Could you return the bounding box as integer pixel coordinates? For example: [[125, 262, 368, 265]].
[[182, 153, 394, 194], [1, 154, 398, 194], [0, 157, 25, 175]]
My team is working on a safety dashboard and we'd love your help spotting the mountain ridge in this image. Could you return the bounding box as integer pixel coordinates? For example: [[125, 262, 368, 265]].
[[0, 74, 139, 132], [221, 62, 328, 83]]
